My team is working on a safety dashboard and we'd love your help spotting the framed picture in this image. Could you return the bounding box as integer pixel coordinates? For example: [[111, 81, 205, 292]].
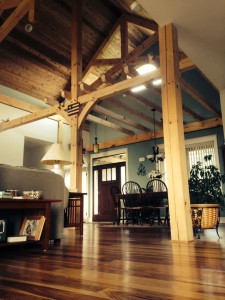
[[0, 218, 8, 242], [20, 216, 45, 241]]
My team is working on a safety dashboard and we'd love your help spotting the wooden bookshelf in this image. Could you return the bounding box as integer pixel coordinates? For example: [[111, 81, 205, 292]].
[[0, 199, 61, 251]]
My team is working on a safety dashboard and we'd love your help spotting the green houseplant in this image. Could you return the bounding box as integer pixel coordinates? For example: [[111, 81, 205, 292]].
[[189, 155, 225, 238], [189, 155, 225, 207]]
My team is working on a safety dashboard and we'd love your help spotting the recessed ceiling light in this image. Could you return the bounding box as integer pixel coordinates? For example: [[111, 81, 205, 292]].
[[25, 23, 33, 32], [152, 78, 162, 86], [136, 63, 157, 75], [131, 85, 146, 93]]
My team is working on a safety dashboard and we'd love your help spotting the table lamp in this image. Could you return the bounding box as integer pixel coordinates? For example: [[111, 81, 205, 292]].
[[41, 143, 71, 176]]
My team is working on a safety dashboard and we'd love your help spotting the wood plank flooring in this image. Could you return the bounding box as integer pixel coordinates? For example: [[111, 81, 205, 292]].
[[1, 223, 225, 299]]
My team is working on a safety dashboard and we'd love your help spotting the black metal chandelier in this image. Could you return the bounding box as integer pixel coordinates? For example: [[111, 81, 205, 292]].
[[148, 108, 164, 163]]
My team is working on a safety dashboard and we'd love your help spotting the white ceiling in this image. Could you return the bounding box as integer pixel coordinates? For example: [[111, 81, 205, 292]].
[[138, 0, 225, 91]]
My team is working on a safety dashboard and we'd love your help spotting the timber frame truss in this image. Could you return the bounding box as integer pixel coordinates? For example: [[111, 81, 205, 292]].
[[0, 0, 222, 152]]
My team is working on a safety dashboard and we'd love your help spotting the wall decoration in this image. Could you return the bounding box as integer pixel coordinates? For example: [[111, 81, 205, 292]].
[[137, 163, 147, 176]]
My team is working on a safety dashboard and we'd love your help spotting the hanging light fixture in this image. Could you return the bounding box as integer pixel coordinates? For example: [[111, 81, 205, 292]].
[[81, 139, 86, 165], [82, 147, 86, 165], [147, 108, 164, 163], [93, 123, 99, 153]]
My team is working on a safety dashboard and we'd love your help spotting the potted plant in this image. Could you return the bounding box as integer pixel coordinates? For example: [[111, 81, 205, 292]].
[[189, 155, 225, 238]]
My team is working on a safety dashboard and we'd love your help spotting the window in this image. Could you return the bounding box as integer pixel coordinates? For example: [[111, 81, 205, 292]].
[[186, 135, 219, 176], [93, 170, 98, 215], [159, 135, 219, 182], [102, 167, 116, 182]]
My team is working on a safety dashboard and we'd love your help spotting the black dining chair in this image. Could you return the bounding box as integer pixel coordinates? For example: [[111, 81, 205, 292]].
[[122, 181, 143, 225], [146, 179, 169, 226], [146, 179, 167, 193], [110, 185, 121, 225]]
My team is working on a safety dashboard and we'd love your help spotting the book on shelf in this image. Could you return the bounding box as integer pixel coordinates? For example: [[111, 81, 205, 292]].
[[36, 216, 46, 241], [0, 191, 12, 199], [7, 235, 27, 243]]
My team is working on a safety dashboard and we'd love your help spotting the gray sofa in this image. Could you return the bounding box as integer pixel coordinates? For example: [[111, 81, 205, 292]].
[[0, 164, 69, 243]]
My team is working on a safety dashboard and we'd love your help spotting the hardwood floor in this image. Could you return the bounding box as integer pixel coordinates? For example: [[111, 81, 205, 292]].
[[1, 223, 225, 299]]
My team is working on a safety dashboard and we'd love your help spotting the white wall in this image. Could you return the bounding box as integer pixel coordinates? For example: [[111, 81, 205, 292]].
[[0, 103, 58, 166], [24, 144, 51, 169], [0, 130, 24, 166]]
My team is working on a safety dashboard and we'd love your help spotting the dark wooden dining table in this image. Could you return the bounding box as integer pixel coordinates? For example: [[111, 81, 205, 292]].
[[115, 192, 169, 226]]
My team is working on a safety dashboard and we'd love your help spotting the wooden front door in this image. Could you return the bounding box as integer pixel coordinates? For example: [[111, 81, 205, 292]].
[[93, 162, 125, 222]]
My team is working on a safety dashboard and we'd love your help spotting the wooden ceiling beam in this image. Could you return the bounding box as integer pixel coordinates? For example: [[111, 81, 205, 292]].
[[90, 32, 159, 89], [179, 57, 195, 72], [93, 58, 122, 66], [79, 69, 161, 104], [87, 114, 134, 135], [82, 14, 123, 82], [93, 104, 149, 132], [61, 91, 149, 131], [83, 11, 158, 85], [121, 14, 128, 59], [0, 0, 35, 43], [27, 0, 34, 22], [93, 54, 155, 68], [126, 14, 158, 32], [181, 79, 221, 116], [126, 92, 162, 114], [0, 93, 68, 124], [184, 117, 222, 132], [182, 105, 204, 121], [0, 0, 21, 10], [0, 106, 60, 132], [108, 97, 162, 128], [86, 117, 222, 151], [125, 66, 207, 122], [64, 87, 162, 130]]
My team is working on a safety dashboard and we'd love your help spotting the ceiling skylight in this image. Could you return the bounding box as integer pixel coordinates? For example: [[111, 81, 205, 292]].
[[131, 85, 147, 93], [152, 78, 162, 86], [136, 63, 157, 75]]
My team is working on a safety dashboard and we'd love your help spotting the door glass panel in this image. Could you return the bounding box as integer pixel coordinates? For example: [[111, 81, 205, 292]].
[[107, 168, 111, 181], [102, 169, 106, 182], [120, 166, 126, 190], [112, 167, 116, 180]]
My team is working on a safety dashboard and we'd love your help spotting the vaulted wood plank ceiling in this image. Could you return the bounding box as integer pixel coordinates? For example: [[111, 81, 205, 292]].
[[0, 0, 222, 149]]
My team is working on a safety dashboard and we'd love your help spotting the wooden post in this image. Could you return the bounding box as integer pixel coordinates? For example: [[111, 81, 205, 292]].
[[57, 120, 63, 143], [220, 89, 225, 142], [70, 0, 82, 192], [159, 23, 193, 242]]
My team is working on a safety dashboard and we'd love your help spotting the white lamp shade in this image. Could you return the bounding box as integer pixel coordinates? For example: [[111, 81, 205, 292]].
[[41, 143, 71, 166]]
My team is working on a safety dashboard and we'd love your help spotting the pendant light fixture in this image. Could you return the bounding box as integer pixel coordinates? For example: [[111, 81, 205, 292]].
[[93, 123, 99, 153], [147, 108, 164, 163]]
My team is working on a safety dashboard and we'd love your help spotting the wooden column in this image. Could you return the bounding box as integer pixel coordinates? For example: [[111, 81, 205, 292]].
[[159, 23, 193, 242], [220, 89, 225, 140], [57, 120, 63, 143], [70, 0, 82, 192]]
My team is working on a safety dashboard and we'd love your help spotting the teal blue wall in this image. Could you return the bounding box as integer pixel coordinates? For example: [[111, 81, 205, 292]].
[[91, 125, 224, 189]]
